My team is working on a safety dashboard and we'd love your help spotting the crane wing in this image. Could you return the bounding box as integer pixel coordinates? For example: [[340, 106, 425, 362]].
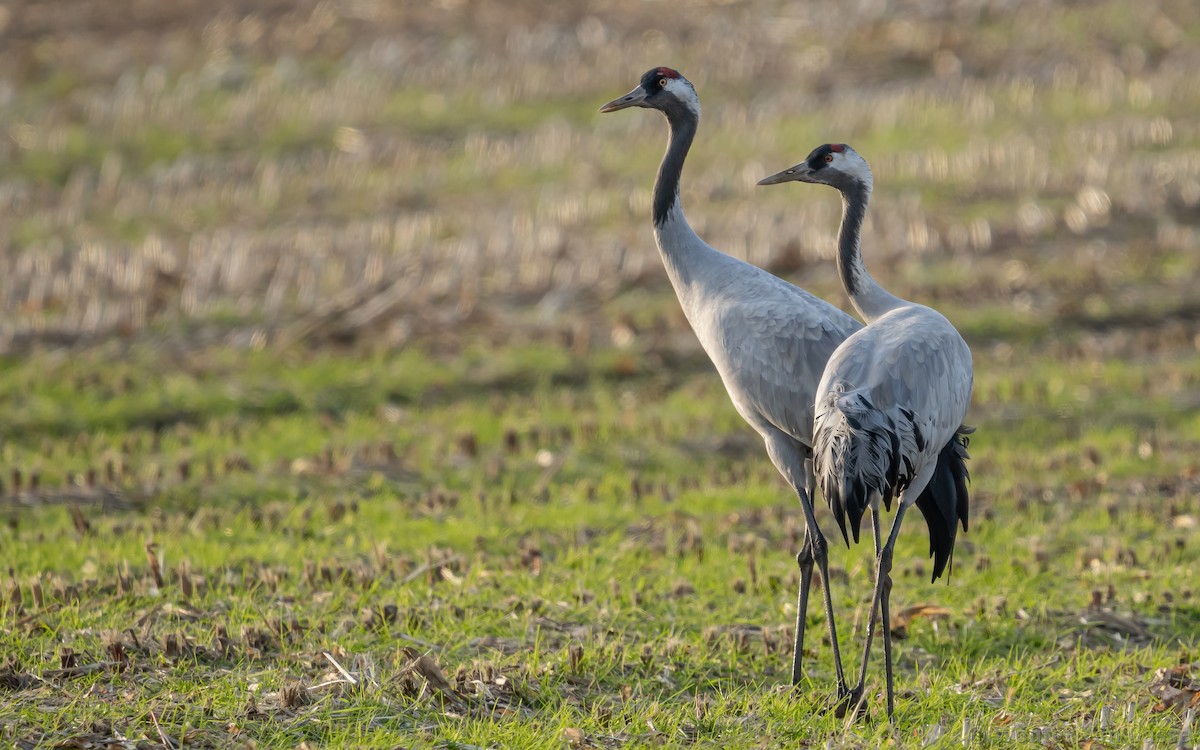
[[710, 286, 862, 446]]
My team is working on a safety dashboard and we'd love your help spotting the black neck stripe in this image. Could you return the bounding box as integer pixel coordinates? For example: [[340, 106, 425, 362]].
[[652, 104, 698, 228]]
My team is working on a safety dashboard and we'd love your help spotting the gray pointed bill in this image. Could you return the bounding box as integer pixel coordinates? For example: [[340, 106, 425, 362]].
[[599, 85, 649, 113], [758, 163, 815, 186]]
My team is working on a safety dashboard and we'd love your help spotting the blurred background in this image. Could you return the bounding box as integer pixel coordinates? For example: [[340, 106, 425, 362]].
[[2, 0, 1197, 356], [0, 0, 1198, 501]]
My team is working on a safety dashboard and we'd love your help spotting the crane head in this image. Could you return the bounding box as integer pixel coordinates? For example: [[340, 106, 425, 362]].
[[599, 67, 699, 118], [757, 144, 872, 191]]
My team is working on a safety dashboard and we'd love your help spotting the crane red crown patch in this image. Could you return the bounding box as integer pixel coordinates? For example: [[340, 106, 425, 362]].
[[829, 143, 846, 153], [655, 67, 681, 79]]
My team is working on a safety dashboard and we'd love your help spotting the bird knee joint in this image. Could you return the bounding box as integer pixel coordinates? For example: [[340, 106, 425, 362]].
[[878, 548, 894, 571], [809, 533, 828, 559]]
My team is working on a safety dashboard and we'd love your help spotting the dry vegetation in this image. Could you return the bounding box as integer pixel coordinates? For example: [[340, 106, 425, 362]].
[[1, 0, 1197, 353], [2, 0, 1200, 748]]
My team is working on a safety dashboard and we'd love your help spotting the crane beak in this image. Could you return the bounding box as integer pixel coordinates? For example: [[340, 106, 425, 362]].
[[757, 164, 813, 186], [599, 85, 649, 113]]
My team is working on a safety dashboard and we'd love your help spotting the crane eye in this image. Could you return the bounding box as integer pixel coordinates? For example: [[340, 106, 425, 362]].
[[659, 78, 668, 87], [825, 154, 834, 163]]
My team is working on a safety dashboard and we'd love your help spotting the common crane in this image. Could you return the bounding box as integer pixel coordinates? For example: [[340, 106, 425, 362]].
[[600, 67, 862, 694], [759, 144, 974, 719]]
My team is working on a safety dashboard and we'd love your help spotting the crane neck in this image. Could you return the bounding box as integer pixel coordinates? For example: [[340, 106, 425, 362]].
[[646, 104, 715, 302], [837, 180, 906, 322], [653, 107, 698, 229]]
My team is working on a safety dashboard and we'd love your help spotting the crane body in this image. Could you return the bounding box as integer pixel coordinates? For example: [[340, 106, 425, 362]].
[[760, 144, 975, 719]]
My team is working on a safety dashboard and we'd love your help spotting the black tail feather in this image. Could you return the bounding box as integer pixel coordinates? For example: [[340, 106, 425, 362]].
[[834, 476, 868, 546], [913, 426, 973, 583], [882, 426, 902, 512]]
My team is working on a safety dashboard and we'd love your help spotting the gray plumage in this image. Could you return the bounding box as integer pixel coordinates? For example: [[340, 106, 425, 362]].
[[677, 250, 860, 445]]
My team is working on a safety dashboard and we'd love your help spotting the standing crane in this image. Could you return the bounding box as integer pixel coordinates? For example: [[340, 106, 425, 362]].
[[600, 67, 860, 697], [759, 144, 974, 720]]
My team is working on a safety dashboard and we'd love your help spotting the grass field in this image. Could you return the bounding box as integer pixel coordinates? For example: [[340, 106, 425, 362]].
[[3, 0, 1200, 747]]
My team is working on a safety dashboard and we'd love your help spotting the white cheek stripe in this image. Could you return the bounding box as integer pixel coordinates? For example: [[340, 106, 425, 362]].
[[840, 154, 873, 188], [664, 78, 700, 117]]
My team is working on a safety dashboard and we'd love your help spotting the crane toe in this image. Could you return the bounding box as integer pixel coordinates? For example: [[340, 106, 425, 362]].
[[831, 684, 870, 720]]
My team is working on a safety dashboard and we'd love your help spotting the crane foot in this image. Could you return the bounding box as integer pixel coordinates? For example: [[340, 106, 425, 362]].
[[831, 684, 869, 720]]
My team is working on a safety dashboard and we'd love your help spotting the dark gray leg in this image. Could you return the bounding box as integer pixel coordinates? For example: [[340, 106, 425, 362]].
[[793, 485, 848, 694], [768, 441, 847, 697], [791, 527, 814, 685], [867, 505, 898, 720], [837, 506, 882, 718], [881, 545, 896, 721], [851, 503, 908, 722]]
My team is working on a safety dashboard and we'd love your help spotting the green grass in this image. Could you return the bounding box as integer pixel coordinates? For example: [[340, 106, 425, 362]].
[[2, 335, 1199, 748]]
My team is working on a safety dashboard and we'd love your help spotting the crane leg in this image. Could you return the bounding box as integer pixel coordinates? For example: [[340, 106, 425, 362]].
[[849, 502, 907, 721], [881, 544, 896, 721], [834, 507, 881, 719], [791, 527, 814, 685], [792, 485, 848, 695], [868, 505, 898, 720]]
